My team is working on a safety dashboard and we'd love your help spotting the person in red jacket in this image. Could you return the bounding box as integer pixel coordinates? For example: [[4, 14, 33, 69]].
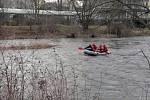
[[103, 44, 108, 53], [98, 44, 108, 53], [91, 43, 97, 51], [85, 43, 97, 51], [98, 44, 103, 53]]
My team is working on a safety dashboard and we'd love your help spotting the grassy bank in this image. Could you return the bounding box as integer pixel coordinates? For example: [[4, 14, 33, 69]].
[[0, 43, 57, 50], [0, 25, 150, 39]]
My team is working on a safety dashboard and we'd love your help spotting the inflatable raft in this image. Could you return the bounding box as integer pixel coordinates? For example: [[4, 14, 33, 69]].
[[83, 49, 110, 56]]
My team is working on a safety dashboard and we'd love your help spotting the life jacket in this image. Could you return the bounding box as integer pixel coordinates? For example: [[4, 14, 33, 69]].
[[103, 45, 108, 52], [98, 44, 108, 53], [91, 44, 97, 51], [99, 45, 103, 53]]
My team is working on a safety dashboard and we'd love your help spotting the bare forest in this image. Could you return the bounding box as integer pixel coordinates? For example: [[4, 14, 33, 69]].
[[0, 0, 150, 38]]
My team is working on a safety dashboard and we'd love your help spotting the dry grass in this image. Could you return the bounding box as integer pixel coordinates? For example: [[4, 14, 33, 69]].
[[0, 25, 150, 39], [0, 25, 54, 39], [131, 28, 150, 36], [0, 50, 69, 100], [0, 25, 109, 39], [0, 43, 57, 50]]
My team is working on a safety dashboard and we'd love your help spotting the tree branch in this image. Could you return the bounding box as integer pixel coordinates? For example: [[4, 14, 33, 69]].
[[141, 49, 150, 69]]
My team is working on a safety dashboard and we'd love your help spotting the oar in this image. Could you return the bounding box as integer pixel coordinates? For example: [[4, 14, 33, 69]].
[[78, 47, 84, 50], [78, 47, 85, 53]]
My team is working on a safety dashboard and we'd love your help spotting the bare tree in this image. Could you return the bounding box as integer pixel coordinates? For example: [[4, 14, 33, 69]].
[[31, 0, 45, 24], [116, 0, 150, 28], [70, 0, 150, 32], [57, 0, 63, 10], [102, 0, 150, 28], [70, 0, 115, 31], [70, 0, 96, 31], [0, 0, 4, 27]]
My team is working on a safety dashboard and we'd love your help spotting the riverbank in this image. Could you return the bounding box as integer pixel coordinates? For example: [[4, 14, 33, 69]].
[[0, 25, 150, 39]]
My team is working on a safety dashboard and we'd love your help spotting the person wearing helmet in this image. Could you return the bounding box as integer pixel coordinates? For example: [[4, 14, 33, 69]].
[[98, 44, 103, 53], [98, 44, 108, 53], [91, 43, 97, 51], [103, 44, 108, 53], [84, 44, 93, 51], [85, 43, 97, 51]]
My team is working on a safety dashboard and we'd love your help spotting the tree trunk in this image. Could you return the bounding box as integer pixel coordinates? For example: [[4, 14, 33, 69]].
[[82, 23, 89, 32]]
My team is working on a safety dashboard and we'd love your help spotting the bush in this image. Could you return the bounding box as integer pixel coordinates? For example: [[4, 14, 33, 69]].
[[107, 23, 131, 37]]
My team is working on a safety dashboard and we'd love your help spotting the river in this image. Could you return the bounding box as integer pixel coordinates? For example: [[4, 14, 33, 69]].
[[0, 36, 150, 100]]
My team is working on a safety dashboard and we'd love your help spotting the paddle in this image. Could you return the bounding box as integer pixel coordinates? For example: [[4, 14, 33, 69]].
[[78, 47, 85, 53], [78, 47, 84, 50]]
